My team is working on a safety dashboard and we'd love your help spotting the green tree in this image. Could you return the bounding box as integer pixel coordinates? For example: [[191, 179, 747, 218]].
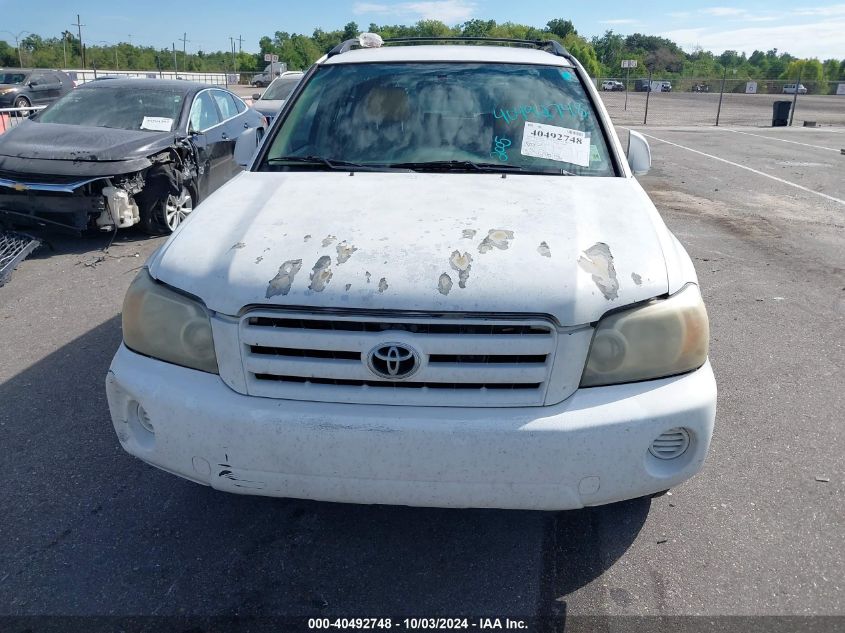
[[342, 22, 359, 40], [460, 19, 497, 37], [781, 58, 824, 92], [546, 19, 577, 39]]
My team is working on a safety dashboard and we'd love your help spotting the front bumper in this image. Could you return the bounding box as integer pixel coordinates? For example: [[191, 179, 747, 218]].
[[106, 344, 717, 510]]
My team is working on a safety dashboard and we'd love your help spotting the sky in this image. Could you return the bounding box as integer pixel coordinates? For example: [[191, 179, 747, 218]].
[[2, 0, 843, 59]]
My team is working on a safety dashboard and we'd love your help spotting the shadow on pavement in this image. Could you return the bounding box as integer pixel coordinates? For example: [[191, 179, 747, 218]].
[[18, 225, 163, 259], [0, 317, 649, 618]]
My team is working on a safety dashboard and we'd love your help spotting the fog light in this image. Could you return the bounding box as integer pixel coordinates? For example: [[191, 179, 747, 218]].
[[649, 427, 690, 460], [136, 403, 154, 434]]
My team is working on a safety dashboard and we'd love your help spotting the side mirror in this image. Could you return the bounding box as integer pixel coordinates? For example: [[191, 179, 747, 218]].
[[234, 127, 259, 168], [627, 130, 651, 176], [252, 93, 262, 100]]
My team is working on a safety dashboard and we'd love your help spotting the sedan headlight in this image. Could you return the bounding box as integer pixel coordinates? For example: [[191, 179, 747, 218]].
[[122, 270, 218, 374], [581, 283, 709, 387]]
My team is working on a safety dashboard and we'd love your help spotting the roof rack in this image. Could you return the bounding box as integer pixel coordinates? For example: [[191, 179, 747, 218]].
[[327, 36, 572, 60]]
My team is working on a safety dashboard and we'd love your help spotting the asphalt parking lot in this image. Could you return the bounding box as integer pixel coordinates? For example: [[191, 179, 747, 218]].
[[1, 124, 843, 628], [602, 90, 845, 127]]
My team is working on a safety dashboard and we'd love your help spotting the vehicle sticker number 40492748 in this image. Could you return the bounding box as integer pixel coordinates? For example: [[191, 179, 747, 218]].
[[520, 121, 590, 167]]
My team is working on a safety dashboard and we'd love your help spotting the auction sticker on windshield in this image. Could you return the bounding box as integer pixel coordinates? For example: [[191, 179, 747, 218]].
[[520, 121, 589, 166], [140, 116, 174, 132]]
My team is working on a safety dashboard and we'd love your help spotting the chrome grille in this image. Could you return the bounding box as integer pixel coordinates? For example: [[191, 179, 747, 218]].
[[238, 311, 560, 407]]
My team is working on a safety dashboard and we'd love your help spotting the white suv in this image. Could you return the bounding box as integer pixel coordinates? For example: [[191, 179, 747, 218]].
[[106, 35, 716, 511], [601, 80, 624, 91]]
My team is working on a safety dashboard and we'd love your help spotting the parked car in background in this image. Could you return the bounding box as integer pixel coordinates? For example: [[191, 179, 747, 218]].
[[106, 35, 716, 511], [251, 64, 288, 87], [634, 79, 671, 92], [691, 83, 710, 93], [782, 83, 808, 94], [251, 71, 304, 123], [600, 80, 624, 91], [0, 68, 75, 111], [0, 79, 264, 234], [634, 79, 651, 92]]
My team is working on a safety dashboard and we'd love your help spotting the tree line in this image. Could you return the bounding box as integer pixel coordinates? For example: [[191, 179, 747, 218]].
[[2, 19, 844, 87]]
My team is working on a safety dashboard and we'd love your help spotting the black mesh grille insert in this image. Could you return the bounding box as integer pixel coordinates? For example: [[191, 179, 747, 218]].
[[254, 374, 542, 390], [247, 316, 551, 336]]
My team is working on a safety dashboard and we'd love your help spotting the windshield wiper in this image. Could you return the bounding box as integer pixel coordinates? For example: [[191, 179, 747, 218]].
[[266, 155, 369, 170], [385, 160, 524, 172]]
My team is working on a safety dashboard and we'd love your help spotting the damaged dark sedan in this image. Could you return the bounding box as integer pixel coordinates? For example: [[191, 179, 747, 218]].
[[0, 79, 264, 234]]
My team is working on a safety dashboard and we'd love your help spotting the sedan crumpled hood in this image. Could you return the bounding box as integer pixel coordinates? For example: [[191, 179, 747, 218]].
[[0, 121, 175, 162], [150, 171, 673, 325]]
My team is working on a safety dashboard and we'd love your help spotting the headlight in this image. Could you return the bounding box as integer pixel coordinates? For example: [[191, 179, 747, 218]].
[[581, 284, 709, 387], [122, 270, 218, 374]]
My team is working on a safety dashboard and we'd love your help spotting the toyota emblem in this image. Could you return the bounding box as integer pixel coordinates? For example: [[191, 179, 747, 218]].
[[367, 343, 420, 380]]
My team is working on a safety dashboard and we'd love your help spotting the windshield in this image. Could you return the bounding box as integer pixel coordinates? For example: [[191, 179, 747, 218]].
[[262, 75, 302, 101], [38, 87, 185, 131], [261, 62, 615, 176], [0, 73, 27, 85]]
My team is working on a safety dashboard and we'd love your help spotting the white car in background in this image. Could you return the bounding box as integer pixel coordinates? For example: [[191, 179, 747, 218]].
[[250, 71, 304, 124], [107, 34, 716, 511], [782, 83, 808, 94], [601, 80, 624, 91]]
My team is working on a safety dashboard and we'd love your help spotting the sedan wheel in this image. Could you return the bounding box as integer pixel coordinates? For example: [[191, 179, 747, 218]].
[[13, 96, 31, 116], [164, 187, 194, 231]]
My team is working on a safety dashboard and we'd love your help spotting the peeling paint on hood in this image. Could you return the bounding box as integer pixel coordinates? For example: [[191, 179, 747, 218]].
[[149, 172, 672, 325]]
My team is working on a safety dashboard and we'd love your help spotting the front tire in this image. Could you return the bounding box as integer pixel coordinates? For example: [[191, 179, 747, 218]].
[[13, 96, 31, 117], [140, 186, 195, 235]]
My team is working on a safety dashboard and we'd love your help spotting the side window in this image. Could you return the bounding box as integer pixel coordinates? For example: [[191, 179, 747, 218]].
[[29, 72, 45, 85], [189, 91, 221, 131], [233, 95, 246, 113], [211, 90, 238, 120]]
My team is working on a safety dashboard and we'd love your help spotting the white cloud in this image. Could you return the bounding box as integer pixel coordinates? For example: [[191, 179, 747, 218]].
[[599, 18, 639, 25], [352, 1, 477, 23], [700, 7, 747, 16], [697, 6, 781, 20], [661, 19, 845, 58], [793, 3, 845, 16]]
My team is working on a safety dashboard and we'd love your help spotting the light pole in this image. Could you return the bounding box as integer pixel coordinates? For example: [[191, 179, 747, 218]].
[[1, 30, 30, 67]]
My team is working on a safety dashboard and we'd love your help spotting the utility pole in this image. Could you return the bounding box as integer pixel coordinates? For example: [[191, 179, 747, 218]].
[[237, 35, 244, 53], [179, 32, 190, 72], [2, 32, 30, 67], [716, 65, 727, 126], [229, 36, 237, 72], [73, 14, 85, 68], [789, 66, 802, 126], [172, 42, 178, 75]]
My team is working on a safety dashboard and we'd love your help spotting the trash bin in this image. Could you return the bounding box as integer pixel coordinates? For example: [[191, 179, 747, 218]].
[[772, 100, 791, 126]]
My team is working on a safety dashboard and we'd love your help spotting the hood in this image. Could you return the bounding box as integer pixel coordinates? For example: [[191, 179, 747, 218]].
[[0, 121, 176, 163], [150, 172, 672, 325], [252, 100, 285, 116]]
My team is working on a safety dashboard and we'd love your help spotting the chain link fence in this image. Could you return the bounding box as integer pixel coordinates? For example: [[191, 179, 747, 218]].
[[596, 77, 845, 127]]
